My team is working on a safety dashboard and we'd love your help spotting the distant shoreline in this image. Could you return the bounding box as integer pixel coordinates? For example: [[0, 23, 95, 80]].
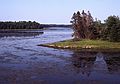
[[0, 21, 71, 30], [41, 24, 71, 28]]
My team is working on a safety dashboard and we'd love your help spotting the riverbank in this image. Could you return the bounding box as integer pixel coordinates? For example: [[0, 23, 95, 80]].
[[39, 39, 120, 52]]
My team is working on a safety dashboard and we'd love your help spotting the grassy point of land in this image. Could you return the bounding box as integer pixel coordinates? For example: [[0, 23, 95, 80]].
[[39, 39, 120, 52]]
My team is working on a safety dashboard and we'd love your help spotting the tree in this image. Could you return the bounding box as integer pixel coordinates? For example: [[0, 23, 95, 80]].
[[94, 19, 105, 39], [71, 12, 83, 40], [70, 10, 96, 40], [103, 15, 120, 42]]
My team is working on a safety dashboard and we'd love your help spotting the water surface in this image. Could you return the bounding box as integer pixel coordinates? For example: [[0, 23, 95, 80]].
[[0, 27, 120, 84]]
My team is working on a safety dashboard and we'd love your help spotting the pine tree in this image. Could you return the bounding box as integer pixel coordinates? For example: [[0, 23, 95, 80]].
[[71, 10, 95, 40], [104, 15, 120, 42]]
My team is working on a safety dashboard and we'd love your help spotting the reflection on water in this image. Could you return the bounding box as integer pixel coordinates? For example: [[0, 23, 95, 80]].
[[0, 27, 119, 84], [71, 51, 120, 78], [93, 53, 108, 71], [71, 51, 95, 76], [0, 30, 44, 37]]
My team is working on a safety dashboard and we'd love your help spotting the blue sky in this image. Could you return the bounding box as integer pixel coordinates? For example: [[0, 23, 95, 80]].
[[0, 0, 120, 24]]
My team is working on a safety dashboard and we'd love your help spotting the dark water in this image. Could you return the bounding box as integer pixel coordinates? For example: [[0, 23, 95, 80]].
[[0, 27, 120, 84]]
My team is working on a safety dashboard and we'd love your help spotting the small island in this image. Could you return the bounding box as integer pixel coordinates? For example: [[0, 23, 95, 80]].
[[39, 10, 120, 52]]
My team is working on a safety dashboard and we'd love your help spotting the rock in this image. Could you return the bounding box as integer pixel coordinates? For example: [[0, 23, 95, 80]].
[[64, 46, 69, 48], [49, 45, 54, 47], [82, 45, 95, 49]]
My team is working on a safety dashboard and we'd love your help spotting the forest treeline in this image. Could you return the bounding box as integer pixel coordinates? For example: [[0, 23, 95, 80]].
[[71, 10, 120, 42], [0, 21, 71, 29], [0, 21, 43, 29]]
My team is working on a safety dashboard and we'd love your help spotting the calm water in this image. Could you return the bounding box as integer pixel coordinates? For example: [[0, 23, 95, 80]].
[[0, 27, 120, 84]]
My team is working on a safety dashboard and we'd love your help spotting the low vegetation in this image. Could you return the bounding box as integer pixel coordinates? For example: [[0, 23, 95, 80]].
[[39, 39, 120, 52]]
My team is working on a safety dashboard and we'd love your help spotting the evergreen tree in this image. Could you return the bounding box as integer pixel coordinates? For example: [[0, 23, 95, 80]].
[[104, 16, 120, 42], [71, 10, 96, 40]]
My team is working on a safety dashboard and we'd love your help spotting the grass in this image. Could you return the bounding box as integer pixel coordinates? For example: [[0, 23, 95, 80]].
[[39, 39, 120, 52]]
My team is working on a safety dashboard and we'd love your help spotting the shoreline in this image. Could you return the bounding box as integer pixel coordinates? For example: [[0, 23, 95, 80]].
[[38, 39, 120, 52]]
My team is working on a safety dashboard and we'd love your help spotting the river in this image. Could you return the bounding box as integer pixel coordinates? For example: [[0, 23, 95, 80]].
[[0, 27, 120, 84]]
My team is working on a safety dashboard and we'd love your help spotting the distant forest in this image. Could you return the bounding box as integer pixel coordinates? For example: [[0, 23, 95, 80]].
[[0, 21, 71, 29], [0, 21, 43, 29]]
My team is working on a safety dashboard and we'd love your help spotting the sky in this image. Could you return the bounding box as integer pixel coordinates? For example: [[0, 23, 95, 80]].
[[0, 0, 120, 24]]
